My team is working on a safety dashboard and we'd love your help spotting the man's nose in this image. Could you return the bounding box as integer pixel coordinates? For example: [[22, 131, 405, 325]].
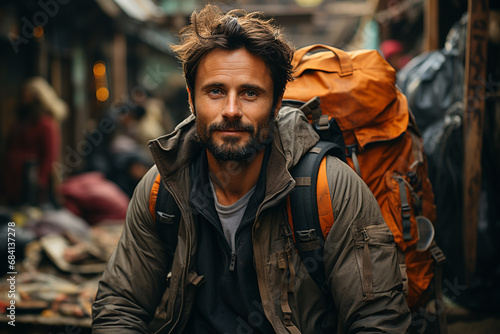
[[221, 93, 242, 120]]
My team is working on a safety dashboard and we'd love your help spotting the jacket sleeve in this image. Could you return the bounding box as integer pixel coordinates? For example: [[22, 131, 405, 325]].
[[92, 166, 169, 333], [323, 156, 411, 333]]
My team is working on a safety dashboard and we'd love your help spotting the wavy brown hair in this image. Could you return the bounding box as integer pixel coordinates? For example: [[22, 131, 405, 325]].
[[171, 4, 294, 108]]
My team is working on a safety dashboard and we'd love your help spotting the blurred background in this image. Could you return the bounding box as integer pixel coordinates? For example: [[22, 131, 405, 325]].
[[0, 0, 499, 333]]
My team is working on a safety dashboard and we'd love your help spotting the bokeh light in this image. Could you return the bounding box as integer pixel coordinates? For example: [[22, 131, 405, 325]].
[[33, 26, 44, 38], [96, 87, 109, 101], [93, 61, 106, 78]]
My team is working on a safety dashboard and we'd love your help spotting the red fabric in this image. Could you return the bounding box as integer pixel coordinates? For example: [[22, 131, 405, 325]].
[[4, 115, 60, 204], [60, 172, 129, 225], [380, 39, 403, 60]]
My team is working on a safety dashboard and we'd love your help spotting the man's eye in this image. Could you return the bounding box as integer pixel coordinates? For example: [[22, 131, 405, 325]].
[[208, 88, 223, 96], [245, 90, 258, 98]]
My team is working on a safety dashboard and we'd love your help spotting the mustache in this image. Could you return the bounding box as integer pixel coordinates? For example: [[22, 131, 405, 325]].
[[208, 120, 255, 133]]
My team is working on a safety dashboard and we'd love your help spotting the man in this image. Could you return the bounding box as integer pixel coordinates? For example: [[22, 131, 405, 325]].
[[92, 4, 411, 333]]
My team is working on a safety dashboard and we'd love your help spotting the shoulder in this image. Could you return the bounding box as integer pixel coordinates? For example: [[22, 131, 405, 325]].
[[138, 164, 160, 195], [130, 165, 160, 210], [324, 155, 368, 196], [323, 155, 384, 226], [122, 165, 161, 234]]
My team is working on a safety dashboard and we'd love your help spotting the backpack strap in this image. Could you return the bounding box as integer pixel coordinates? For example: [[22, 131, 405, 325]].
[[149, 173, 181, 255], [288, 141, 343, 294], [149, 173, 162, 219], [394, 175, 413, 241]]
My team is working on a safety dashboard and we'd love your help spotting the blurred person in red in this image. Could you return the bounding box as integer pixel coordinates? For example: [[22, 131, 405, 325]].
[[3, 77, 67, 207]]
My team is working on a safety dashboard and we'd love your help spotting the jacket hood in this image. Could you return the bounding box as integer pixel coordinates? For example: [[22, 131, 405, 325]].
[[148, 114, 200, 178], [274, 105, 320, 170]]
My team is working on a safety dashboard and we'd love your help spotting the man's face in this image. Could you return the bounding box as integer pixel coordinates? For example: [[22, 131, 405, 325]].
[[191, 47, 279, 162]]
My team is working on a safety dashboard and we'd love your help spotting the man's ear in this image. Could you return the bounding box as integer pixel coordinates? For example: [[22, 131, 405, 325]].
[[187, 86, 195, 116]]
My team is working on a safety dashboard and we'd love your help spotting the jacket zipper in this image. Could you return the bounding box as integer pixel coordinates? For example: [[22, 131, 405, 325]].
[[197, 211, 235, 271], [229, 252, 237, 271]]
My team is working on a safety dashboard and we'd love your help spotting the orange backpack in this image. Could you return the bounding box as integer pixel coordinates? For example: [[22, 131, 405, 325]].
[[283, 44, 446, 312]]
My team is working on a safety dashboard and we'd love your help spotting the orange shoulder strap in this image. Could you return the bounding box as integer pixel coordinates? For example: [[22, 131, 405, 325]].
[[287, 156, 334, 240], [317, 156, 334, 238], [149, 173, 162, 221]]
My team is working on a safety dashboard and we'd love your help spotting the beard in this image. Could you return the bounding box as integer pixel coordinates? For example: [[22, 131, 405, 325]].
[[196, 112, 274, 162]]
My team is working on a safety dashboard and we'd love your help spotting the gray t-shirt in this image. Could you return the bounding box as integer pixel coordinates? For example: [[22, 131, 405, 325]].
[[210, 178, 256, 252]]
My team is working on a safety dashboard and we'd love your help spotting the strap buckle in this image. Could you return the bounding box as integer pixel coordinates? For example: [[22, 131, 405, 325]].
[[430, 244, 446, 265], [314, 115, 331, 141], [295, 229, 318, 242], [401, 203, 412, 220], [157, 211, 176, 224]]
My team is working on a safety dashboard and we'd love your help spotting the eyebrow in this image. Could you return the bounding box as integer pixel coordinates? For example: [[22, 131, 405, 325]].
[[242, 84, 267, 94], [200, 82, 268, 94]]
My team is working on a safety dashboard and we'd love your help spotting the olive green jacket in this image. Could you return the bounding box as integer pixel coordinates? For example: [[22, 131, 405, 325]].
[[92, 106, 411, 333]]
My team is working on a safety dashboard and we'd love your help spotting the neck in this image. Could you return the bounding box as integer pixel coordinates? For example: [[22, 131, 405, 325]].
[[207, 149, 265, 206]]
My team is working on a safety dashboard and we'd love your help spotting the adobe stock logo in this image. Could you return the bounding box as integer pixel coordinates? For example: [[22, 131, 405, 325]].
[[8, 0, 71, 54]]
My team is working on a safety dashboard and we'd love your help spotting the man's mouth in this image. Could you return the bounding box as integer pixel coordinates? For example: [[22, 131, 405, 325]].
[[210, 122, 254, 135], [217, 129, 246, 133]]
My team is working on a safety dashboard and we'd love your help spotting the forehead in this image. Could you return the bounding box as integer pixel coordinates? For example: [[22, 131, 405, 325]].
[[195, 48, 273, 89]]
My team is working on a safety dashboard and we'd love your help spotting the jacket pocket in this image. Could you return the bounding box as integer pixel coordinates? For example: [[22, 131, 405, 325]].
[[353, 223, 398, 300], [153, 270, 205, 334], [184, 271, 205, 305]]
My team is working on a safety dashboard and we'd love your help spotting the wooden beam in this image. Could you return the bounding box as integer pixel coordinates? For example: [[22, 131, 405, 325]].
[[112, 33, 127, 101], [424, 0, 439, 51], [463, 0, 489, 285], [51, 57, 62, 98]]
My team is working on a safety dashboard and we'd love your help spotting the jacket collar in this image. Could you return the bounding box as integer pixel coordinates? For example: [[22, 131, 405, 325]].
[[148, 107, 319, 206]]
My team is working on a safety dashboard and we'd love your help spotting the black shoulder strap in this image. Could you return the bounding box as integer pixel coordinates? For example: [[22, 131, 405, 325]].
[[284, 96, 346, 294], [155, 180, 181, 255], [289, 140, 344, 294]]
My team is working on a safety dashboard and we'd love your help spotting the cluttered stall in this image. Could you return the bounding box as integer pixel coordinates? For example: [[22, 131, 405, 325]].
[[0, 175, 127, 332]]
